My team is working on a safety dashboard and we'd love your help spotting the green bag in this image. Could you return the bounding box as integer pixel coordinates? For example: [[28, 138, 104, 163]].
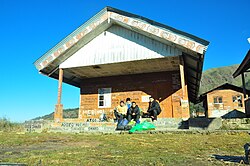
[[129, 121, 155, 133], [128, 120, 136, 126]]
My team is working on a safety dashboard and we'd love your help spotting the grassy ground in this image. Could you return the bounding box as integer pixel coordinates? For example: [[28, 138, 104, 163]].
[[0, 131, 249, 165]]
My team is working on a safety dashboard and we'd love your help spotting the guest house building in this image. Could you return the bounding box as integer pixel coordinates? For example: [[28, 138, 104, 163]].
[[34, 7, 209, 123]]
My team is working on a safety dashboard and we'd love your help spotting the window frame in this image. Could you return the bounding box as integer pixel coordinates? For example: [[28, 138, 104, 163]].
[[213, 96, 223, 104], [98, 88, 112, 108], [232, 94, 243, 107]]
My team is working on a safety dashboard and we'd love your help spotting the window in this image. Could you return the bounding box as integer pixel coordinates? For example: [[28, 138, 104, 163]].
[[213, 96, 223, 104], [218, 97, 223, 103], [98, 88, 111, 108], [213, 96, 223, 110], [232, 95, 243, 107], [232, 96, 237, 102]]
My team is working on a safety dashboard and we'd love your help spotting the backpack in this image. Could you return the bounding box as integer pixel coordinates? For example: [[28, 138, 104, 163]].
[[116, 118, 129, 130]]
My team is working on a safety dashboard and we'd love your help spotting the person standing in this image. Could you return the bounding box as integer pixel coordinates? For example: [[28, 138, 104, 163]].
[[126, 98, 132, 109], [147, 96, 162, 121]]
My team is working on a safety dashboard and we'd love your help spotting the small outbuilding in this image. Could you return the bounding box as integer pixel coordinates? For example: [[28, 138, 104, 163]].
[[200, 83, 250, 118], [34, 7, 209, 123]]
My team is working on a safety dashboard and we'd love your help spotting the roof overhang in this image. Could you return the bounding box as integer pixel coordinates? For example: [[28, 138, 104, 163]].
[[40, 56, 180, 87], [233, 49, 250, 78], [183, 52, 204, 103]]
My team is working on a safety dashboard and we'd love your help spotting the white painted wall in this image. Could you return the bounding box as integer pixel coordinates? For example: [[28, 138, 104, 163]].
[[60, 25, 181, 69]]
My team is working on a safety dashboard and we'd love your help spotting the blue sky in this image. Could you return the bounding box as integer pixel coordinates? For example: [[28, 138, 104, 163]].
[[0, 0, 249, 122]]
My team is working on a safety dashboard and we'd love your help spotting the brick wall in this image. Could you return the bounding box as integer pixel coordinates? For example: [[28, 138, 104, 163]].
[[206, 89, 245, 118], [79, 71, 189, 120]]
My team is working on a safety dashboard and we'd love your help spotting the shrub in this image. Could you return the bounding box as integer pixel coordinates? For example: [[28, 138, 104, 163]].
[[0, 117, 23, 132]]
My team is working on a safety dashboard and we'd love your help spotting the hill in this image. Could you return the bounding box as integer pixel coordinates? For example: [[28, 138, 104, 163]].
[[33, 108, 79, 120], [199, 64, 250, 94]]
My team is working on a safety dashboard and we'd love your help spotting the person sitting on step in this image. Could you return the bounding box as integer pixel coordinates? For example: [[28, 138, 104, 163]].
[[114, 100, 128, 123], [147, 96, 162, 121], [127, 101, 140, 123]]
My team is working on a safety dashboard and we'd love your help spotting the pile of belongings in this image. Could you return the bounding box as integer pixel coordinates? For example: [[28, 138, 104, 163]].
[[116, 119, 137, 130], [116, 119, 155, 133]]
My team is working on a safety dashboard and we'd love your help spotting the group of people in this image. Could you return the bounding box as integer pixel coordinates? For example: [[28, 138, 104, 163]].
[[114, 96, 162, 123]]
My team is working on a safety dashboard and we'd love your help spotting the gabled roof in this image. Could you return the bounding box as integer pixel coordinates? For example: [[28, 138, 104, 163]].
[[34, 6, 209, 72], [33, 6, 209, 103], [233, 49, 250, 78], [200, 83, 250, 100]]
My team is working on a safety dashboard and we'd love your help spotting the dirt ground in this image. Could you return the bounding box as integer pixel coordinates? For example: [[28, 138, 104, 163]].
[[0, 131, 249, 165]]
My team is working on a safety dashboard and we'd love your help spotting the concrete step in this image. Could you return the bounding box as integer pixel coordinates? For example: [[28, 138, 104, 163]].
[[25, 118, 190, 133]]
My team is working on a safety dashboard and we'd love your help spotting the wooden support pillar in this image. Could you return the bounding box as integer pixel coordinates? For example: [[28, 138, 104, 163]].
[[179, 57, 190, 118], [179, 64, 186, 98], [57, 68, 63, 104], [242, 73, 247, 98], [54, 68, 63, 123], [242, 73, 250, 117]]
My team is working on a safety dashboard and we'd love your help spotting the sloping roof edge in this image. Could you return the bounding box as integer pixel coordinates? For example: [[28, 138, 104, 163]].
[[33, 7, 109, 70], [233, 49, 250, 78], [106, 6, 209, 46]]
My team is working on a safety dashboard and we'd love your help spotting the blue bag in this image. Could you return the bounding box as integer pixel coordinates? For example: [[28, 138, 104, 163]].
[[121, 118, 129, 126], [116, 118, 129, 130]]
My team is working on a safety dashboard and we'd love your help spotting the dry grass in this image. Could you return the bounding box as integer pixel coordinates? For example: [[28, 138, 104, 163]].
[[0, 132, 249, 165], [0, 118, 23, 132]]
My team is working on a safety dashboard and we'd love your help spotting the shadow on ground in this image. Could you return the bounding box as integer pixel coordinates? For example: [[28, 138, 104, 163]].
[[212, 154, 244, 163]]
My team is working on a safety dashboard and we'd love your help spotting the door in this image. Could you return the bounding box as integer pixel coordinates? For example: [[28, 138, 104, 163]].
[[154, 82, 173, 118]]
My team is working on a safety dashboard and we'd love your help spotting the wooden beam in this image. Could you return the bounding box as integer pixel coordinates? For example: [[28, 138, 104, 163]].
[[54, 68, 64, 123], [185, 65, 202, 74], [57, 68, 63, 104], [183, 53, 202, 62], [180, 63, 186, 97], [242, 73, 247, 98]]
